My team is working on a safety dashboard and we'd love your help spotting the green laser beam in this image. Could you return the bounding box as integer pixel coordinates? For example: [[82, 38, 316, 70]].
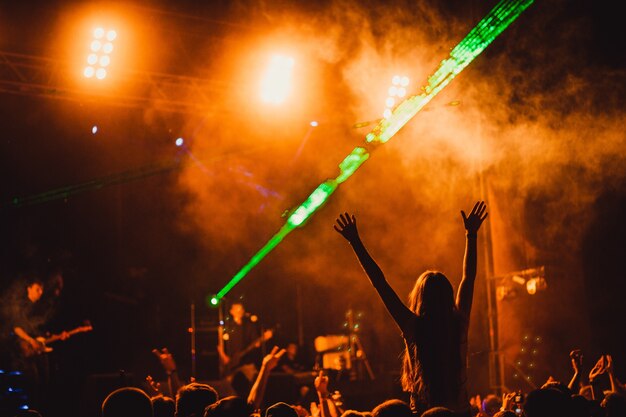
[[211, 0, 534, 305]]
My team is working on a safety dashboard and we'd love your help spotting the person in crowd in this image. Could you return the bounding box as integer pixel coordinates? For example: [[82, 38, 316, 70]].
[[203, 395, 252, 417], [175, 382, 219, 417], [370, 399, 412, 417], [478, 394, 501, 417], [265, 402, 299, 417], [152, 395, 176, 417], [420, 407, 456, 417], [102, 387, 153, 417], [334, 202, 488, 416]]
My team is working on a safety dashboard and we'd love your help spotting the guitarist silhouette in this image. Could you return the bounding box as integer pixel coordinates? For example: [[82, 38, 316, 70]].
[[217, 302, 274, 396]]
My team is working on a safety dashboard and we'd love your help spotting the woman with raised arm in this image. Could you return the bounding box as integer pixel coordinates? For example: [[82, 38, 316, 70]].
[[334, 201, 488, 416]]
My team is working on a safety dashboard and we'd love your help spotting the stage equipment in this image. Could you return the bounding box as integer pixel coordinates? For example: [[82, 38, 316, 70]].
[[314, 334, 351, 371], [383, 75, 409, 119], [490, 266, 549, 392], [84, 28, 117, 79], [344, 309, 375, 381], [210, 0, 535, 305], [260, 55, 295, 104]]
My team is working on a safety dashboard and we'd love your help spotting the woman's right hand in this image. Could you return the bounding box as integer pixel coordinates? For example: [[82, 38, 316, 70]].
[[334, 213, 359, 242]]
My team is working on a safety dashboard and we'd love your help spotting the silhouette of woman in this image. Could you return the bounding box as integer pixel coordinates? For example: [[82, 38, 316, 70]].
[[334, 201, 488, 416]]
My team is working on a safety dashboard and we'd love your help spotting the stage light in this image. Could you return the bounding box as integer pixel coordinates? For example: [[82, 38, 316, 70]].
[[310, 121, 319, 127], [383, 75, 410, 119], [175, 137, 184, 146], [209, 296, 219, 306], [84, 27, 116, 80], [92, 125, 98, 134], [260, 54, 295, 104]]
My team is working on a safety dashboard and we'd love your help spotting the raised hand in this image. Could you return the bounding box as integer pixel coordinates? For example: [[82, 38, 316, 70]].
[[334, 213, 359, 242], [606, 354, 614, 375], [570, 349, 583, 373], [461, 201, 488, 235], [261, 346, 286, 372], [152, 347, 177, 373], [314, 369, 330, 396], [589, 356, 607, 382]]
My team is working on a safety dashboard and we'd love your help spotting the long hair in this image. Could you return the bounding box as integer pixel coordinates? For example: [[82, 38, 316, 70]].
[[401, 270, 462, 406]]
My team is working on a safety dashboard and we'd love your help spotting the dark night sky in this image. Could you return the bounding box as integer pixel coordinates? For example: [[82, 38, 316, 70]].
[[1, 0, 625, 401]]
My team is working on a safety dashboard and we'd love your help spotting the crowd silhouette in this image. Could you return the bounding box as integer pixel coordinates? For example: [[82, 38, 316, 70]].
[[4, 202, 626, 417]]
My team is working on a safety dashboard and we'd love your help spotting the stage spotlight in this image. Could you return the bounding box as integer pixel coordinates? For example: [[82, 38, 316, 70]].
[[175, 137, 184, 146], [260, 54, 295, 104], [84, 27, 116, 80], [92, 125, 98, 134], [383, 75, 409, 119], [310, 121, 319, 127], [83, 66, 95, 78]]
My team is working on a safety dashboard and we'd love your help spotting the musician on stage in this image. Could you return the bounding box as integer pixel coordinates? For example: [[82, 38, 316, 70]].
[[2, 275, 68, 410], [217, 301, 272, 397]]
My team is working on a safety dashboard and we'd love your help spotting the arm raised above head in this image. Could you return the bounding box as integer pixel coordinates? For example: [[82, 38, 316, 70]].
[[334, 212, 414, 332], [456, 201, 488, 318]]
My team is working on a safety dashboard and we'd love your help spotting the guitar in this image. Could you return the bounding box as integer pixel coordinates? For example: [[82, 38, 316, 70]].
[[220, 328, 275, 376], [19, 323, 93, 358]]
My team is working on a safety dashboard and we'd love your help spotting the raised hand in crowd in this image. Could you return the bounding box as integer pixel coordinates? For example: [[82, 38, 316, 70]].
[[605, 354, 626, 395], [461, 200, 488, 235], [247, 346, 286, 411], [334, 213, 359, 243], [152, 347, 181, 397], [500, 392, 516, 413], [589, 355, 608, 383], [314, 370, 339, 417], [568, 349, 584, 391]]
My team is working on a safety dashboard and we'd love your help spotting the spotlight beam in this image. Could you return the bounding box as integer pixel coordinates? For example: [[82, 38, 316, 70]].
[[211, 0, 534, 304]]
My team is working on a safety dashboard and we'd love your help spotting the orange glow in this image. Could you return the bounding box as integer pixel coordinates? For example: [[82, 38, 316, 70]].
[[260, 54, 295, 104]]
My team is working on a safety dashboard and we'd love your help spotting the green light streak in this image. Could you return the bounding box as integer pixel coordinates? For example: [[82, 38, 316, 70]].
[[366, 0, 533, 144], [211, 0, 533, 305]]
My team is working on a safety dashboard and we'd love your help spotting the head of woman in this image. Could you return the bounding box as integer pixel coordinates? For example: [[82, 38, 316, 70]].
[[408, 270, 455, 318]]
